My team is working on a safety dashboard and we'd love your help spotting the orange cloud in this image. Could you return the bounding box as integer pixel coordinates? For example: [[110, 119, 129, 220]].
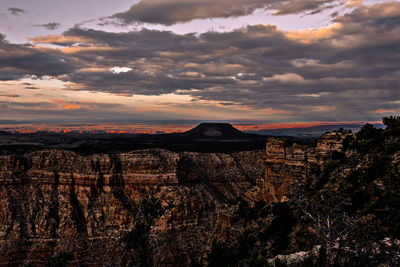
[[30, 35, 93, 45], [376, 109, 397, 114], [285, 23, 341, 44], [52, 99, 80, 110], [63, 104, 80, 110], [259, 108, 290, 114], [59, 46, 118, 54]]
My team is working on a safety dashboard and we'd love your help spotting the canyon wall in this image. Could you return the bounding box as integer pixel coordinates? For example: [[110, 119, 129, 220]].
[[0, 131, 352, 265], [262, 131, 352, 203], [0, 149, 264, 266]]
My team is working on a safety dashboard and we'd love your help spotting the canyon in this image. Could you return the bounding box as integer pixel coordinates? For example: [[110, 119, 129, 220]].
[[0, 131, 351, 266]]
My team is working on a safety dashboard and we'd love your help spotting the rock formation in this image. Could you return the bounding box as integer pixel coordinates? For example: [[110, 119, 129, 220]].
[[0, 131, 353, 265], [262, 131, 353, 203], [0, 149, 264, 266]]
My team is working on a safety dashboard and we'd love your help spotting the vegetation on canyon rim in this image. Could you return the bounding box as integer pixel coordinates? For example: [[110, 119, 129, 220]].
[[206, 116, 400, 266]]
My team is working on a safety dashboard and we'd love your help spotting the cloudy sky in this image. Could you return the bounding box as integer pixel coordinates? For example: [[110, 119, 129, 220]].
[[0, 0, 399, 132]]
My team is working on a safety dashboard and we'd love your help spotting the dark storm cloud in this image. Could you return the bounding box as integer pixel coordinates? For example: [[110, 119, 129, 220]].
[[112, 0, 268, 25], [0, 94, 20, 98], [335, 1, 400, 23], [0, 33, 74, 80], [6, 2, 400, 121], [68, 68, 237, 95], [0, 101, 50, 109], [33, 22, 61, 30], [33, 2, 398, 106], [111, 0, 337, 25], [273, 0, 339, 15], [8, 8, 25, 16]]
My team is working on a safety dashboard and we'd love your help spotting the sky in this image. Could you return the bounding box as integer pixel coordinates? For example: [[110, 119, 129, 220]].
[[0, 0, 399, 132]]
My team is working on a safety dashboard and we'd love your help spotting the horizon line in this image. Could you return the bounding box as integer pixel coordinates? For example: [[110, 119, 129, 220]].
[[0, 120, 384, 134]]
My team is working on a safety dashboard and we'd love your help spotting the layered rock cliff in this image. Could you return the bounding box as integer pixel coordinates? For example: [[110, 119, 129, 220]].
[[0, 149, 264, 266], [262, 131, 353, 203]]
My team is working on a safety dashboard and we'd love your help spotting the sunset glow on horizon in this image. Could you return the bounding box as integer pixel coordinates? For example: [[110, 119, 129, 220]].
[[0, 120, 384, 134]]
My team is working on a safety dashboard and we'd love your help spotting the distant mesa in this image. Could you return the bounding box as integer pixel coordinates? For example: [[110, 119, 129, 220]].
[[182, 123, 248, 138]]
